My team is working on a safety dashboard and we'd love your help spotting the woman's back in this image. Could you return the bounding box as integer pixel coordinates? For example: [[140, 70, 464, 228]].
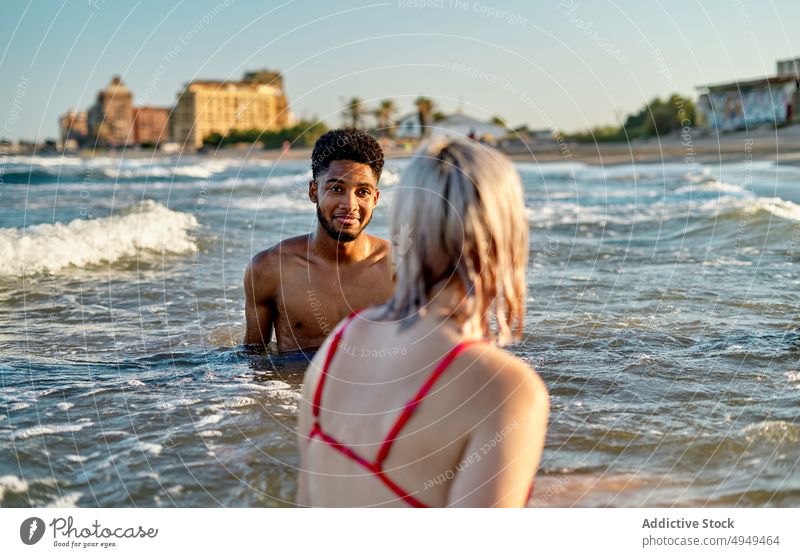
[[298, 307, 548, 507], [296, 137, 549, 507]]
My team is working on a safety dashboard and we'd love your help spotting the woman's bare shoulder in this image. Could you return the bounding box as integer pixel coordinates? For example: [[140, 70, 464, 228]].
[[455, 342, 548, 408]]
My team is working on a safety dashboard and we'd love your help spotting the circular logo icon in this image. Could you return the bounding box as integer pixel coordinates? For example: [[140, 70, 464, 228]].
[[20, 517, 45, 545]]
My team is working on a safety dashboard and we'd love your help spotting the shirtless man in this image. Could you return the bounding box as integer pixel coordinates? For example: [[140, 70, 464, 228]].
[[244, 129, 394, 353]]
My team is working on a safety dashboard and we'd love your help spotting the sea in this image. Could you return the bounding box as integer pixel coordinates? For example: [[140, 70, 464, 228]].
[[1, 151, 798, 507]]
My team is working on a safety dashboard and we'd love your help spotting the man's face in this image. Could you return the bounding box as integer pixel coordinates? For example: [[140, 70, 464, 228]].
[[310, 159, 380, 242]]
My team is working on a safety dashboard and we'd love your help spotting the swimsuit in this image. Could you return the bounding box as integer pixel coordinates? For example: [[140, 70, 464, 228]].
[[308, 312, 484, 507]]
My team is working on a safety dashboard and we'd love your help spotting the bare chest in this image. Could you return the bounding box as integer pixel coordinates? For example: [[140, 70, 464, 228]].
[[273, 259, 392, 351]]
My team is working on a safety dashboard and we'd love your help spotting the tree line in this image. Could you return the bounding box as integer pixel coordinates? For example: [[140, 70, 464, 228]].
[[202, 120, 328, 149], [564, 94, 696, 143]]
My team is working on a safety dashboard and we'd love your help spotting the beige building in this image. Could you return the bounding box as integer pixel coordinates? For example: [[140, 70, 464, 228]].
[[88, 76, 134, 147], [170, 70, 290, 149]]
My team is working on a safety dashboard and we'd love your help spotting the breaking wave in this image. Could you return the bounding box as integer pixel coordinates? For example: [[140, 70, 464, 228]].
[[0, 200, 198, 276]]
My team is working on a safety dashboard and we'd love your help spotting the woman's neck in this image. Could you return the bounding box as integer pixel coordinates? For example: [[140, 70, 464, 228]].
[[423, 280, 484, 340]]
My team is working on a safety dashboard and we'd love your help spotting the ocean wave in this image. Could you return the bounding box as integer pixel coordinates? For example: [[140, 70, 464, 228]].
[[673, 180, 749, 195], [228, 194, 312, 212], [0, 200, 198, 276], [0, 475, 57, 504], [526, 193, 800, 228], [742, 420, 800, 444], [1, 155, 260, 183], [744, 197, 800, 222], [13, 420, 94, 440]]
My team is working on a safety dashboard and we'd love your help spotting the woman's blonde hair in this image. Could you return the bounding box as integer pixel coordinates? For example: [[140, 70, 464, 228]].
[[382, 138, 528, 345]]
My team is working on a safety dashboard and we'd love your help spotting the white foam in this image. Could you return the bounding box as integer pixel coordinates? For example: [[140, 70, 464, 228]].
[[47, 492, 82, 507], [195, 413, 223, 427], [237, 380, 292, 392], [79, 388, 108, 397], [0, 200, 198, 276], [701, 258, 752, 267], [526, 202, 631, 226], [229, 194, 311, 212], [56, 402, 74, 411], [0, 475, 29, 502], [222, 396, 256, 408], [157, 398, 201, 410], [674, 181, 749, 195], [13, 421, 93, 440], [1, 154, 86, 167], [137, 441, 163, 456], [746, 197, 800, 222]]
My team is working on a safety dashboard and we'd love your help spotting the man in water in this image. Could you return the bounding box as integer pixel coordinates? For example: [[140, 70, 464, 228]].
[[244, 128, 394, 353]]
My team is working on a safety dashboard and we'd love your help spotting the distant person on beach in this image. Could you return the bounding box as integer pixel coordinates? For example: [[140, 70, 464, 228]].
[[244, 128, 393, 353], [296, 138, 549, 507]]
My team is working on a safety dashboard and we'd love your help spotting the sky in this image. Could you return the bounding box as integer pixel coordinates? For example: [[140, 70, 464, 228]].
[[1, 0, 799, 141]]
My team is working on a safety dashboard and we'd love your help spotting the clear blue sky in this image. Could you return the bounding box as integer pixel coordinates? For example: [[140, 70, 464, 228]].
[[1, 0, 798, 141]]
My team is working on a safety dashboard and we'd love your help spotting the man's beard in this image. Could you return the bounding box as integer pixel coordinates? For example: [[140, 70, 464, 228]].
[[316, 206, 371, 243]]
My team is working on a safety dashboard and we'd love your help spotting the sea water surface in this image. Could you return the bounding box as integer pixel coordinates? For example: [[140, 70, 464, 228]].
[[1, 152, 798, 507]]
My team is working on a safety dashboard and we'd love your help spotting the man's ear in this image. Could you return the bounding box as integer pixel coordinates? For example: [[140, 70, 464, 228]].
[[309, 180, 318, 203], [373, 189, 380, 205]]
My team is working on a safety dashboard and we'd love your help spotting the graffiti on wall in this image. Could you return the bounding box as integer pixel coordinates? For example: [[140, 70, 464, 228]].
[[701, 85, 792, 131]]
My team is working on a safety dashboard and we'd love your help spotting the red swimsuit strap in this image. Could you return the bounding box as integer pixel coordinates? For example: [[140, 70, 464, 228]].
[[309, 315, 487, 507], [375, 339, 484, 465]]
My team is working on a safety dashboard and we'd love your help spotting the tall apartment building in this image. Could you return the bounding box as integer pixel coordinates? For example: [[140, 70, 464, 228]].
[[133, 106, 170, 146], [170, 70, 290, 149], [88, 76, 134, 147]]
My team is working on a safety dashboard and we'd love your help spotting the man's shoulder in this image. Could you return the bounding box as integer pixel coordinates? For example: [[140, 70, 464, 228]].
[[248, 235, 311, 273], [365, 234, 391, 260]]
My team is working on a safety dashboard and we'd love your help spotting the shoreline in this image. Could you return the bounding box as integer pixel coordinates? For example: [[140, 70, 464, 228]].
[[8, 125, 800, 167]]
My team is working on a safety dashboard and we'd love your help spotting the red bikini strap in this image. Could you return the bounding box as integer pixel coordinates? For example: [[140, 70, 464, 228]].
[[311, 312, 359, 419], [375, 339, 483, 465]]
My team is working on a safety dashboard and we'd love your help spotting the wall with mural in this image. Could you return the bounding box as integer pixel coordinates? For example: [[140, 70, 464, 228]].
[[698, 82, 795, 131]]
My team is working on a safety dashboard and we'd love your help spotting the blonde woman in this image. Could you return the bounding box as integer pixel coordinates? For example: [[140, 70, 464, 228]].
[[296, 138, 549, 507]]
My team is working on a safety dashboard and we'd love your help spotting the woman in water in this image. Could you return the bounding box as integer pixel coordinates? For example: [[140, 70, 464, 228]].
[[296, 138, 548, 507]]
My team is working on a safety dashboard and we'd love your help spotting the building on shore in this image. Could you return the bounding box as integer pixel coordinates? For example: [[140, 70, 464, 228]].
[[133, 106, 170, 146], [88, 76, 134, 147], [58, 109, 89, 150], [696, 57, 800, 131], [394, 112, 507, 143], [170, 70, 290, 150]]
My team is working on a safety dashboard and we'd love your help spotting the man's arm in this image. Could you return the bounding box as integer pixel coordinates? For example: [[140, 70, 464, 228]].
[[243, 252, 277, 347]]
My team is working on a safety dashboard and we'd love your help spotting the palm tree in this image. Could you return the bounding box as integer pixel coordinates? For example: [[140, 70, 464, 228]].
[[374, 99, 397, 137], [343, 97, 365, 128], [415, 96, 435, 138]]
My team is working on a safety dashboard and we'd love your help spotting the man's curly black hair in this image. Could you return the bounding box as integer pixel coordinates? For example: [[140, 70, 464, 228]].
[[311, 128, 384, 182]]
